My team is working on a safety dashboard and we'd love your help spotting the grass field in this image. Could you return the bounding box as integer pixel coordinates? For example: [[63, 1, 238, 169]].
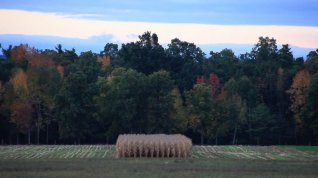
[[0, 145, 317, 178]]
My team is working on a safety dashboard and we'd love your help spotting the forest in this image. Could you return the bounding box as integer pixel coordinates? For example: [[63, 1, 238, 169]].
[[0, 32, 317, 145]]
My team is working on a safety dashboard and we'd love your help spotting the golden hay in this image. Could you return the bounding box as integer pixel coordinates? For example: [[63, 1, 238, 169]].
[[116, 134, 192, 158]]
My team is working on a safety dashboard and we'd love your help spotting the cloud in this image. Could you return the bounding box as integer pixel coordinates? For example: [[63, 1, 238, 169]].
[[58, 13, 105, 19], [1, 9, 318, 49]]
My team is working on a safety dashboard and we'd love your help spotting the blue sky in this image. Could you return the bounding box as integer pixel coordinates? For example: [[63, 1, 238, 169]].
[[1, 0, 318, 57]]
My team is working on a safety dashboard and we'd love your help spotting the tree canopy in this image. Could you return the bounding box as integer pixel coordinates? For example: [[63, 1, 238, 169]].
[[0, 32, 317, 145]]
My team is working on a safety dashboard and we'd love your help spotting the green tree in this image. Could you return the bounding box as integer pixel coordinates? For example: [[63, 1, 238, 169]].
[[251, 37, 278, 61], [27, 67, 61, 144], [170, 88, 187, 132], [248, 103, 276, 144], [117, 32, 167, 74], [305, 49, 318, 75], [96, 68, 148, 140], [278, 44, 294, 68], [53, 45, 78, 66], [230, 95, 247, 145], [101, 43, 118, 59], [166, 38, 205, 95], [208, 49, 239, 83], [56, 52, 100, 143], [305, 72, 318, 144], [187, 84, 213, 144], [276, 68, 294, 143], [0, 82, 11, 144], [0, 59, 15, 83], [147, 70, 175, 133], [209, 97, 231, 145], [224, 79, 247, 144]]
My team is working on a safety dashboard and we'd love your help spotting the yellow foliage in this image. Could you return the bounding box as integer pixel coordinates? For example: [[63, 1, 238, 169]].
[[10, 69, 29, 99], [56, 64, 65, 79], [171, 88, 187, 131], [287, 69, 311, 127]]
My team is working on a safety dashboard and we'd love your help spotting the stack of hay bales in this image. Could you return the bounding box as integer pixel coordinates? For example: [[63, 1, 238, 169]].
[[116, 134, 192, 158]]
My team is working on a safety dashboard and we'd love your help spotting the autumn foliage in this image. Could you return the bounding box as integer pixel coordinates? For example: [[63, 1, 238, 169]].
[[287, 70, 311, 129], [10, 69, 29, 99], [1, 34, 318, 145], [196, 73, 222, 99], [97, 55, 111, 66], [10, 100, 33, 134], [10, 44, 29, 61]]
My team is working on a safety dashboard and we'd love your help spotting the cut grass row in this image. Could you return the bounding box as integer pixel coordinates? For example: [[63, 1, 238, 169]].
[[0, 145, 115, 159], [1, 158, 318, 178], [278, 145, 318, 152], [0, 145, 317, 161]]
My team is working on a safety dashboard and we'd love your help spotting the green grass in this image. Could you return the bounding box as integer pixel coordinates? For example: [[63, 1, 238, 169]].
[[0, 145, 318, 178], [1, 158, 318, 178], [279, 145, 318, 152]]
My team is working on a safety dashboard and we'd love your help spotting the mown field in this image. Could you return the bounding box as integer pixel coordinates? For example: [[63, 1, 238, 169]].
[[0, 145, 317, 178]]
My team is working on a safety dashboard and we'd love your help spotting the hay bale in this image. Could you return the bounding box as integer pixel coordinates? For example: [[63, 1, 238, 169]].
[[116, 134, 192, 158]]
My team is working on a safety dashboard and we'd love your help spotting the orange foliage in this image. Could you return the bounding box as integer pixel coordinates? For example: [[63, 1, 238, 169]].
[[287, 69, 311, 127], [28, 51, 54, 68], [56, 64, 65, 79], [97, 55, 111, 66], [11, 44, 54, 68], [10, 100, 33, 133], [10, 44, 30, 61], [10, 69, 29, 99]]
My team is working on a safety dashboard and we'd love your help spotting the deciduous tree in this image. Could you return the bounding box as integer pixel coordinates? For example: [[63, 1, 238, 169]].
[[287, 69, 311, 142], [305, 72, 318, 143], [147, 70, 175, 133], [186, 84, 213, 144], [56, 52, 100, 143], [10, 100, 33, 144]]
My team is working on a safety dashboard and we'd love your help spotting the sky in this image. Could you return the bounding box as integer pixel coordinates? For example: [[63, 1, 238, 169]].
[[1, 0, 318, 57]]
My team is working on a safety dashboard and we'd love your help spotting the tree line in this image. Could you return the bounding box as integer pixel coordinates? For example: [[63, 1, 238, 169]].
[[0, 32, 317, 145]]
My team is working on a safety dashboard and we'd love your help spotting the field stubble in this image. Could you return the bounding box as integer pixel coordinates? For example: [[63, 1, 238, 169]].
[[0, 145, 317, 178]]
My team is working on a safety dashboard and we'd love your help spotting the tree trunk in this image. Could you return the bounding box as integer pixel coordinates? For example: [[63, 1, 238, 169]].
[[16, 134, 19, 145], [200, 132, 204, 145], [215, 131, 218, 145], [36, 104, 42, 145], [232, 122, 238, 145], [295, 124, 298, 145], [37, 125, 40, 144], [46, 123, 49, 144], [28, 129, 31, 144], [247, 108, 252, 142]]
